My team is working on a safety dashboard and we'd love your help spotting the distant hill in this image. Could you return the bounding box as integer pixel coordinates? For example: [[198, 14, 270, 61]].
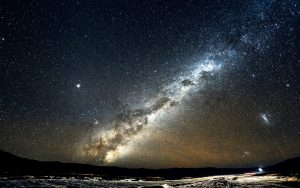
[[0, 150, 299, 179], [265, 157, 300, 176]]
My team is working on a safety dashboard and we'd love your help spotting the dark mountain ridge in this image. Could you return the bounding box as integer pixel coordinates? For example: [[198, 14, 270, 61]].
[[0, 150, 299, 179]]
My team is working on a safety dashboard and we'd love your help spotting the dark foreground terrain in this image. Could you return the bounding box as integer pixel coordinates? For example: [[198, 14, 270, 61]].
[[1, 174, 300, 187], [0, 150, 299, 187]]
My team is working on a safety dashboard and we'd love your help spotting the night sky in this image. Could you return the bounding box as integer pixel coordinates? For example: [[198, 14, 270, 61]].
[[1, 0, 300, 169]]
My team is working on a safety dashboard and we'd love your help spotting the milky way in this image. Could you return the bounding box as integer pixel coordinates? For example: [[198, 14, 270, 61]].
[[81, 58, 223, 163]]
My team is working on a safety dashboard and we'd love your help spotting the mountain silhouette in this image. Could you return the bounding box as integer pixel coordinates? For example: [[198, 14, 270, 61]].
[[0, 149, 299, 179]]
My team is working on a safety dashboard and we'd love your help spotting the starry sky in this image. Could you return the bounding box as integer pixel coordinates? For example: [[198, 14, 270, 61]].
[[0, 0, 300, 169]]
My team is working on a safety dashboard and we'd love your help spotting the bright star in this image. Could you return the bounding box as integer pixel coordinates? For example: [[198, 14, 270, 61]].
[[76, 83, 81, 88], [258, 168, 263, 172]]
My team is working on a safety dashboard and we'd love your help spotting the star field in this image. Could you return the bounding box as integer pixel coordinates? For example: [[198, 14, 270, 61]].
[[0, 0, 300, 168]]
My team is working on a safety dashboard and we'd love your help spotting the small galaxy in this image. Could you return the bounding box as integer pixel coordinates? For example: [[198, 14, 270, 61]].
[[0, 0, 300, 169]]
